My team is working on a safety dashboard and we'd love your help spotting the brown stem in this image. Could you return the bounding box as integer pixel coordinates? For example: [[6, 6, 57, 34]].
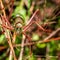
[[14, 37, 60, 47], [8, 0, 14, 19], [1, 37, 60, 51], [0, 0, 6, 17], [43, 28, 60, 41], [18, 35, 25, 60]]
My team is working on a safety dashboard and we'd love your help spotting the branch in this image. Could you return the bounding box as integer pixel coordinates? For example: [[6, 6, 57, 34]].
[[0, 0, 6, 17], [9, 50, 13, 60], [1, 37, 60, 51], [18, 35, 25, 60], [5, 30, 17, 60], [43, 28, 60, 41], [14, 37, 60, 47]]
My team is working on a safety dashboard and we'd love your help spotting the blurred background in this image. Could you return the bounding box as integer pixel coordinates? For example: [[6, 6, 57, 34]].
[[0, 0, 60, 60]]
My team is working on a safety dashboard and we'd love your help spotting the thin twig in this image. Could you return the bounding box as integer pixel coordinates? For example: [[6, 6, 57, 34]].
[[9, 50, 13, 60], [1, 37, 60, 51], [0, 0, 6, 17], [5, 0, 11, 12], [23, 21, 34, 32], [14, 37, 60, 47], [25, 9, 39, 26], [29, 1, 35, 14], [8, 0, 14, 19], [51, 11, 60, 20], [35, 21, 45, 31], [5, 30, 17, 60], [44, 28, 60, 41], [0, 1, 17, 59], [18, 35, 25, 60]]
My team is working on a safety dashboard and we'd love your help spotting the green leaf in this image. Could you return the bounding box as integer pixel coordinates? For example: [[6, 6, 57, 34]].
[[50, 57, 57, 60], [15, 33, 22, 44], [50, 40, 57, 50], [29, 54, 36, 60], [47, 41, 57, 56], [15, 47, 21, 57], [24, 47, 30, 55], [32, 34, 39, 41], [0, 35, 5, 44], [27, 0, 31, 9], [36, 43, 46, 48], [12, 8, 26, 20], [12, 0, 26, 21]]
